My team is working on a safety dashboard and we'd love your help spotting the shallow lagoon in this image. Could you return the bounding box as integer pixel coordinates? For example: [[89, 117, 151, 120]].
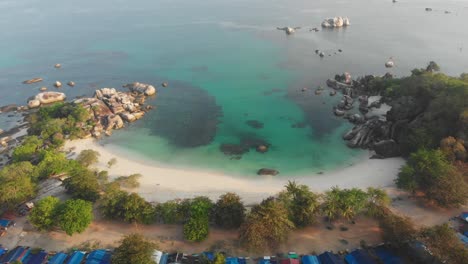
[[0, 0, 467, 176]]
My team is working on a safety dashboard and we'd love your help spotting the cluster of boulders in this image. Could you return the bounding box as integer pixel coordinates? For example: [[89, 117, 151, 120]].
[[76, 83, 156, 137], [28, 92, 67, 108], [321, 17, 350, 28], [123, 82, 156, 96], [326, 73, 405, 158]]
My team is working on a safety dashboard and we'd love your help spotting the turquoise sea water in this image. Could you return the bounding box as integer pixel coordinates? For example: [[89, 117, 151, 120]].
[[1, 0, 467, 176]]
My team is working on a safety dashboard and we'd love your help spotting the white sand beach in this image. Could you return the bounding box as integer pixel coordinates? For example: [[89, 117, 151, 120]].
[[65, 138, 405, 204]]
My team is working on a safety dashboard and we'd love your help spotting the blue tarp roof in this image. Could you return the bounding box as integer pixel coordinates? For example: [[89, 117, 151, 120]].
[[374, 246, 403, 264], [238, 257, 248, 264], [160, 253, 169, 264], [227, 257, 240, 264], [86, 249, 111, 264], [301, 255, 320, 264], [318, 252, 345, 264], [2, 246, 29, 263], [258, 258, 270, 264], [345, 250, 376, 264], [24, 251, 48, 264], [0, 248, 6, 257], [66, 251, 86, 264], [203, 252, 215, 261], [0, 219, 11, 227], [48, 252, 69, 264], [457, 233, 468, 246], [460, 212, 468, 221]]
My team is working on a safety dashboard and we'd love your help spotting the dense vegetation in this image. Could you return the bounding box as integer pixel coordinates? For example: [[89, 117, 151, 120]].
[[29, 197, 93, 236], [364, 63, 468, 207], [396, 148, 468, 207], [420, 224, 468, 263], [212, 192, 245, 229], [28, 102, 90, 147], [112, 233, 156, 264], [239, 197, 294, 251]]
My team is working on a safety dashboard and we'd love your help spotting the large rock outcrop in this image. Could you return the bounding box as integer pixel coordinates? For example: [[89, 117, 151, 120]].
[[28, 92, 66, 108], [321, 17, 350, 28], [123, 82, 156, 96], [73, 84, 157, 138]]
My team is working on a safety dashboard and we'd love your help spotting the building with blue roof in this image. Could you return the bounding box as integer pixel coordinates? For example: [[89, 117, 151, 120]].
[[301, 255, 320, 264], [457, 233, 468, 247], [203, 252, 215, 261], [318, 252, 345, 264], [237, 257, 249, 264], [23, 250, 48, 264], [66, 251, 86, 264], [345, 250, 376, 264], [373, 246, 403, 264], [48, 252, 69, 264], [0, 247, 7, 258], [226, 257, 240, 264], [86, 249, 111, 264], [0, 246, 30, 263]]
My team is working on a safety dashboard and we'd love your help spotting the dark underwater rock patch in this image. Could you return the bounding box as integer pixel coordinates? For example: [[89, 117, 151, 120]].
[[220, 135, 271, 157], [146, 81, 222, 148], [246, 120, 264, 129]]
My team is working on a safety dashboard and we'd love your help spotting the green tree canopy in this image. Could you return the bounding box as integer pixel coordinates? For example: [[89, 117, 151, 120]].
[[156, 200, 185, 224], [239, 197, 294, 252], [183, 216, 209, 242], [28, 196, 60, 231], [36, 150, 72, 179], [421, 224, 468, 263], [396, 148, 468, 207], [366, 187, 391, 217], [377, 209, 417, 247], [57, 199, 93, 236], [12, 136, 43, 163], [63, 162, 100, 202], [112, 233, 156, 264], [321, 187, 369, 221], [213, 192, 246, 229], [101, 191, 155, 224], [279, 181, 320, 228], [114, 174, 142, 189], [182, 196, 213, 242], [76, 149, 100, 167], [0, 161, 37, 208]]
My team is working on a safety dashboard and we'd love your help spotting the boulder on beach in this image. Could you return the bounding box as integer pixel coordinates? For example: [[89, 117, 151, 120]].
[[124, 82, 156, 96], [162, 82, 168, 87], [257, 168, 279, 176], [54, 81, 62, 88], [55, 64, 61, 68], [40, 87, 47, 91], [67, 81, 75, 87]]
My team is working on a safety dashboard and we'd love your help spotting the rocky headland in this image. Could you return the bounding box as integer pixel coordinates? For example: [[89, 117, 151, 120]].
[[326, 68, 467, 160]]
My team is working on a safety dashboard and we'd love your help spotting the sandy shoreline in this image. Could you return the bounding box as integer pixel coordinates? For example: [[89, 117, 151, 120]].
[[65, 138, 405, 204]]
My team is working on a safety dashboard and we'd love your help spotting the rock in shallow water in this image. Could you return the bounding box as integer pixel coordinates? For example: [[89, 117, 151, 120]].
[[124, 82, 156, 96], [257, 168, 279, 176], [246, 120, 264, 129]]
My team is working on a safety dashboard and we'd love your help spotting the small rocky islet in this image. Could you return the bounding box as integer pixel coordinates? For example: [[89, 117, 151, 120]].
[[0, 80, 161, 164]]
